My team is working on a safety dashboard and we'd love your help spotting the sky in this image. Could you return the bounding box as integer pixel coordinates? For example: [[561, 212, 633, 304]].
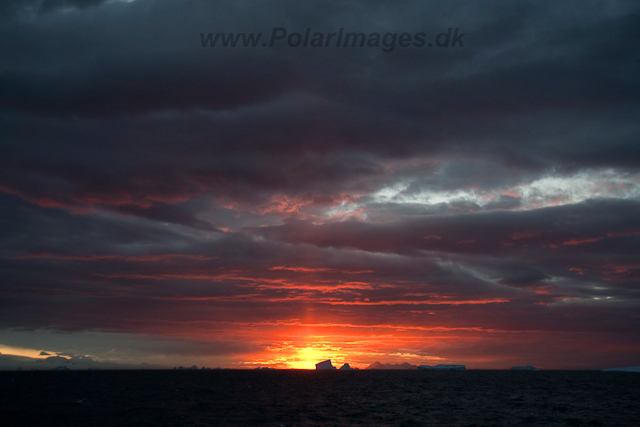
[[0, 0, 639, 370]]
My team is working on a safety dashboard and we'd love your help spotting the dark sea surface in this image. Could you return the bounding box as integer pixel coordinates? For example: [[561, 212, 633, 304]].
[[2, 370, 639, 426]]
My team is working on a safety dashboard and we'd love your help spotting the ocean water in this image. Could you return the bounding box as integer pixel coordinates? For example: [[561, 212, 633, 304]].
[[2, 370, 639, 426]]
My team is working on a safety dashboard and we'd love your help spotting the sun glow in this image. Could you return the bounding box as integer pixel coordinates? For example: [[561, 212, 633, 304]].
[[286, 346, 336, 369], [247, 336, 355, 370]]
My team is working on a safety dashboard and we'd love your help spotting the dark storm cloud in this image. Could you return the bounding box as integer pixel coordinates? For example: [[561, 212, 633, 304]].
[[0, 56, 301, 117], [252, 199, 640, 256], [39, 0, 110, 14], [1, 0, 638, 208]]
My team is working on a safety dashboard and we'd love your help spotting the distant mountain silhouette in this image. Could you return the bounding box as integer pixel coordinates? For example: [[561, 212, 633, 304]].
[[366, 361, 417, 370]]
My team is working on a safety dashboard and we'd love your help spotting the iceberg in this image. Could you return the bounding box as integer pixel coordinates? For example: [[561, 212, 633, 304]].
[[602, 366, 640, 373], [510, 366, 538, 371], [339, 363, 355, 370], [315, 359, 337, 370], [418, 364, 466, 370]]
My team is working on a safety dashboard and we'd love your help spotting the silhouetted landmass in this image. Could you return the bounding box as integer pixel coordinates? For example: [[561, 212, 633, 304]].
[[366, 361, 417, 369], [173, 365, 215, 370], [0, 353, 165, 371]]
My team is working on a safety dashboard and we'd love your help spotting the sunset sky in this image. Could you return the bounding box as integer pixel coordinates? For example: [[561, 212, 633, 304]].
[[1, 0, 639, 370]]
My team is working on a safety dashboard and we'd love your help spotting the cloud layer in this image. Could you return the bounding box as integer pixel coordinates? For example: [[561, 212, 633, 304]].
[[1, 0, 639, 369]]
